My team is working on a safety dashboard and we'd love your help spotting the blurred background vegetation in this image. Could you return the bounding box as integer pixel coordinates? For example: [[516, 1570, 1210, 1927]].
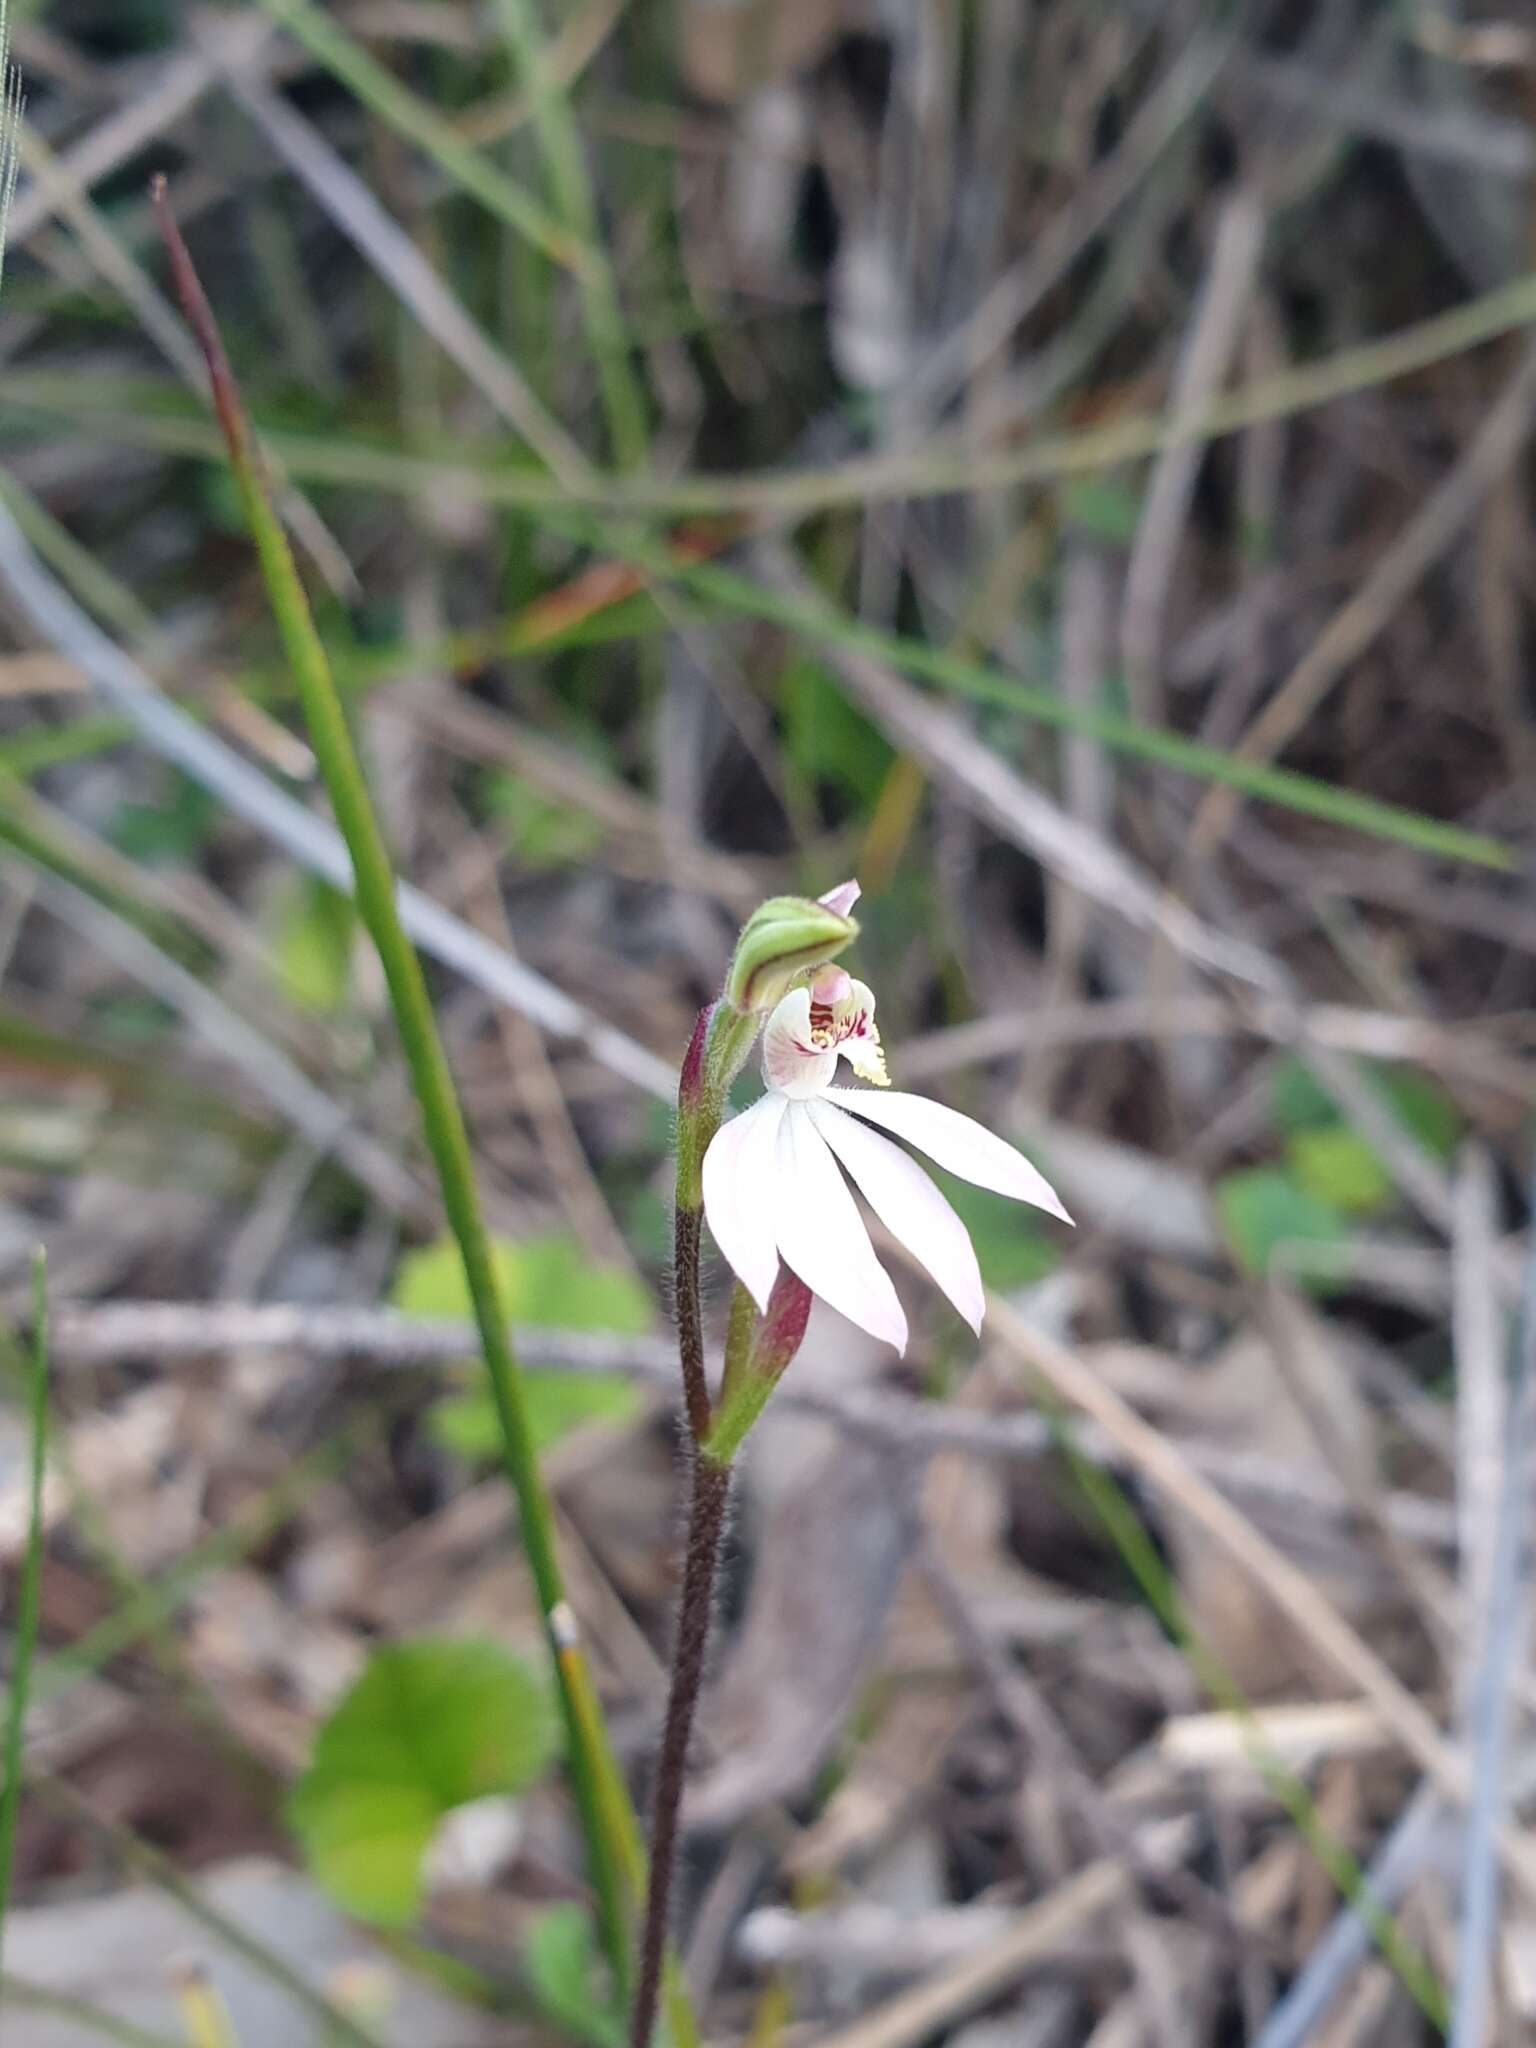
[[1, 1, 1534, 2043]]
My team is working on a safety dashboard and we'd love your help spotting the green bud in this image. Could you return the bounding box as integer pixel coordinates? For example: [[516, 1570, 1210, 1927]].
[[723, 882, 860, 1015]]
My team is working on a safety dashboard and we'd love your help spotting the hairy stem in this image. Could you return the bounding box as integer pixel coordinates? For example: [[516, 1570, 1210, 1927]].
[[672, 1204, 710, 1445], [630, 1453, 732, 2048]]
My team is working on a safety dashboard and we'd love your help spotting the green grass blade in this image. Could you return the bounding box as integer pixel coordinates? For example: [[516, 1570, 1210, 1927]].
[[20, 248, 1536, 515], [596, 529, 1516, 873], [29, 1433, 348, 1710], [1049, 1406, 1448, 2030], [33, 1772, 389, 2048], [493, 0, 649, 468], [151, 179, 652, 2018], [0, 370, 1503, 865], [251, 0, 586, 271], [0, 1251, 48, 1987]]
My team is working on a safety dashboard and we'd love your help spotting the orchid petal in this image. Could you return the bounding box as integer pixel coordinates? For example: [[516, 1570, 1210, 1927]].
[[702, 1091, 787, 1311], [772, 1103, 908, 1353], [817, 879, 861, 917], [825, 1087, 1072, 1223], [762, 986, 837, 1099], [835, 977, 888, 1086], [807, 1099, 984, 1332]]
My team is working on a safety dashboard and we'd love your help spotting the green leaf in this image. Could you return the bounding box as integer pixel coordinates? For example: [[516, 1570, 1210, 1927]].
[[395, 1233, 650, 1462], [392, 1231, 651, 1334], [1271, 1056, 1460, 1155], [1284, 1125, 1392, 1217], [274, 874, 355, 1013], [1215, 1167, 1347, 1287], [782, 654, 894, 806], [485, 771, 605, 870], [1269, 1057, 1336, 1133], [430, 1371, 639, 1461], [1269, 1058, 1462, 1210], [1378, 1070, 1461, 1161], [109, 770, 216, 864], [1061, 476, 1142, 545], [289, 1636, 557, 1927], [525, 1903, 622, 2048]]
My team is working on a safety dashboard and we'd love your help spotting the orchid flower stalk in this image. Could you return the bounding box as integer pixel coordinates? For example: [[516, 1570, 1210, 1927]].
[[633, 881, 1069, 2048]]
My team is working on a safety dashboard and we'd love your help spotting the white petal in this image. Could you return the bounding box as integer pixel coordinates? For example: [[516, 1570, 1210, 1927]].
[[828, 978, 888, 1086], [702, 1092, 787, 1311], [772, 1103, 908, 1353], [762, 986, 837, 1099], [807, 1099, 984, 1332], [824, 1087, 1073, 1223]]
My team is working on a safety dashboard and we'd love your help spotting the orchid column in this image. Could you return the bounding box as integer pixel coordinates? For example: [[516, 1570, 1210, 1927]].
[[632, 881, 1070, 2047]]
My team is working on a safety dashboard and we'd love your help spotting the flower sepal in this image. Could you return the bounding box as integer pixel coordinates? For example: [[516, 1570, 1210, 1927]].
[[704, 1268, 813, 1466], [723, 881, 861, 1016]]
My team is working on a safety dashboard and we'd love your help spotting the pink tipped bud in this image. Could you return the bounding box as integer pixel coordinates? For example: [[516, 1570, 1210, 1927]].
[[678, 1004, 711, 1110], [755, 1266, 812, 1379], [817, 879, 861, 918]]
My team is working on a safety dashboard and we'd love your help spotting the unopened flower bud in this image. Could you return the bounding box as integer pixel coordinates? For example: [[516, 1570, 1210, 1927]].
[[723, 881, 860, 1015]]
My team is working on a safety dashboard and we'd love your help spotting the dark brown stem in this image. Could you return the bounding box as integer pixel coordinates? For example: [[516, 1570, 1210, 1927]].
[[672, 1203, 711, 1445], [629, 1453, 732, 2048]]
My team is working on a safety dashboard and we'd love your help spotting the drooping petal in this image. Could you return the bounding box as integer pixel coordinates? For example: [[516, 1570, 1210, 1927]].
[[702, 1091, 787, 1310], [807, 1099, 984, 1332], [762, 986, 837, 1099], [834, 978, 888, 1086], [825, 1087, 1072, 1223], [772, 1102, 908, 1353]]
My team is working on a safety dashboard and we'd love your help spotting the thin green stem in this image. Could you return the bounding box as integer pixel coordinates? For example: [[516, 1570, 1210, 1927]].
[[33, 1773, 389, 2048], [1051, 1407, 1448, 2029], [492, 0, 649, 469], [16, 264, 1536, 514], [152, 183, 644, 2011], [0, 1250, 47, 1983], [175, 1967, 243, 2048], [30, 1433, 348, 1709], [556, 1641, 699, 2048], [618, 541, 1516, 875], [251, 0, 586, 271]]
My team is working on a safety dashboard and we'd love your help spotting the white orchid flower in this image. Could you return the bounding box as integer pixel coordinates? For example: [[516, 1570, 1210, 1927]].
[[702, 967, 1071, 1354]]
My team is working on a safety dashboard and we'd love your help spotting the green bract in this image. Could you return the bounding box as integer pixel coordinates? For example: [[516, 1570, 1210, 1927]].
[[723, 892, 859, 1015]]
